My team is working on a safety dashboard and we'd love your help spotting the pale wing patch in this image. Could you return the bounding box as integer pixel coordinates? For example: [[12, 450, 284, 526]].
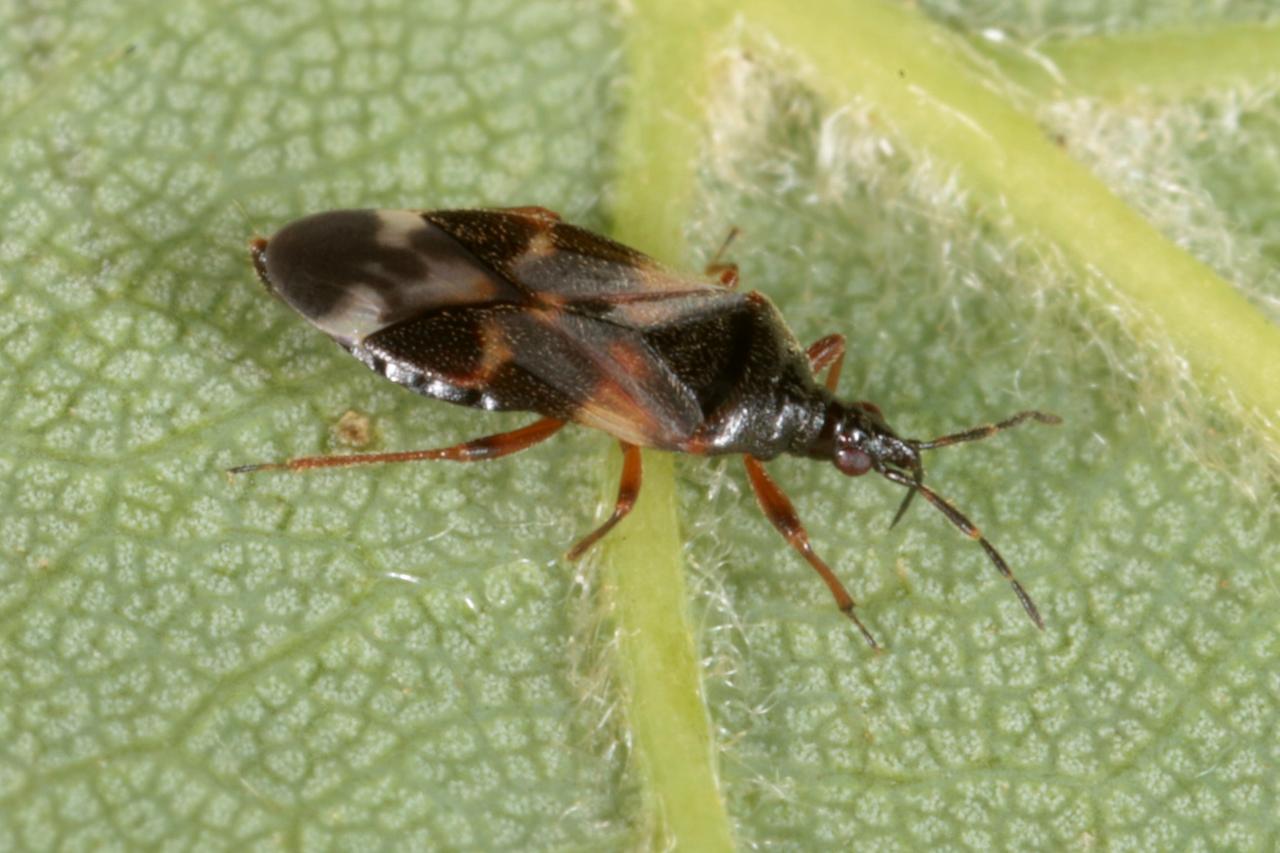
[[339, 212, 523, 342], [373, 209, 432, 250]]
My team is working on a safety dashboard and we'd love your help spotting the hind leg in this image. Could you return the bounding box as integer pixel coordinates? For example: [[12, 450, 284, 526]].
[[228, 417, 567, 474], [743, 454, 878, 649]]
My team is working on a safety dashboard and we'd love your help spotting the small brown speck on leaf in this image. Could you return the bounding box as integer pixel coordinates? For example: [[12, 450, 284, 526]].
[[335, 409, 374, 447]]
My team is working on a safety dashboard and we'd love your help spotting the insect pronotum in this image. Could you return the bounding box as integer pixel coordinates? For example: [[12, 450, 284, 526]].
[[232, 206, 1060, 648]]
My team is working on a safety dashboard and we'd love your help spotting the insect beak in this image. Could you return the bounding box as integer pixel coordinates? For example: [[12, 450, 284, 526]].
[[887, 446, 924, 529]]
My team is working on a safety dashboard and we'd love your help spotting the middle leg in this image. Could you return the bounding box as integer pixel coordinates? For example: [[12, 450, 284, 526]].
[[566, 442, 643, 560], [806, 333, 846, 392]]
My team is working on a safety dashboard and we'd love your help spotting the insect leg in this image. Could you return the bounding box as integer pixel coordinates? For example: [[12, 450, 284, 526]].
[[805, 334, 846, 392], [878, 468, 1044, 630], [743, 455, 878, 648], [499, 205, 562, 222], [913, 411, 1061, 450], [565, 442, 642, 560], [228, 417, 566, 474], [704, 227, 741, 288]]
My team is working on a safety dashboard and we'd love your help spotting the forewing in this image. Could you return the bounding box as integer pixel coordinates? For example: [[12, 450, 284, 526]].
[[298, 208, 757, 446], [426, 208, 724, 302], [497, 306, 709, 447], [360, 303, 717, 447], [260, 209, 527, 348]]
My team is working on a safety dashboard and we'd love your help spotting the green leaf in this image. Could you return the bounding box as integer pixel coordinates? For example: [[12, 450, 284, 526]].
[[3, 1, 1277, 850]]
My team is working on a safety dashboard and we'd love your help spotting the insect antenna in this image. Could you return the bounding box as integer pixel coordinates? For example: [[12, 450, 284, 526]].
[[912, 410, 1060, 451], [879, 467, 1045, 630], [891, 410, 1060, 528]]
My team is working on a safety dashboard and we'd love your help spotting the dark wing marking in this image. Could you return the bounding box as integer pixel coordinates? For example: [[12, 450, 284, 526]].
[[425, 208, 724, 302], [357, 307, 580, 417], [360, 297, 745, 448], [260, 209, 527, 348]]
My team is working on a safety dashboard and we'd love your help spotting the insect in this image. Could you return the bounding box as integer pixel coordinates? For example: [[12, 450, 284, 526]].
[[232, 206, 1060, 647]]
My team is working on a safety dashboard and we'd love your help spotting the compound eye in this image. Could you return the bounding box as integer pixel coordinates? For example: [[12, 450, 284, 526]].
[[834, 445, 872, 476]]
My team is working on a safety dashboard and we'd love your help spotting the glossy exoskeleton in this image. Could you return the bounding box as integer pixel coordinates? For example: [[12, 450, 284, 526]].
[[234, 206, 1059, 647]]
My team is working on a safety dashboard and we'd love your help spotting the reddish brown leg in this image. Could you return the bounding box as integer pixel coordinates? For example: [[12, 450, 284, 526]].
[[704, 227, 741, 288], [806, 334, 846, 392], [228, 417, 566, 474], [501, 205, 562, 222], [566, 442, 643, 560], [743, 455, 878, 648]]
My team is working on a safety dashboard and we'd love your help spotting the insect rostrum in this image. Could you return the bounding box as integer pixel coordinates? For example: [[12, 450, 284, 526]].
[[233, 206, 1060, 648]]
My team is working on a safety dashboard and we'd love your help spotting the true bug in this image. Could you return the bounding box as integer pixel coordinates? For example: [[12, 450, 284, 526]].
[[233, 207, 1059, 647]]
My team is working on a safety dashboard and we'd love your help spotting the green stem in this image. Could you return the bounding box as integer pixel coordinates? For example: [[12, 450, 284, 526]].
[[741, 0, 1280, 443], [976, 22, 1280, 100], [605, 1, 736, 849], [601, 3, 1278, 845]]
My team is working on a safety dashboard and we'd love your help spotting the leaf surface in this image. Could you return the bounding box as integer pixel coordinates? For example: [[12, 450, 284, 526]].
[[1, 1, 1277, 849]]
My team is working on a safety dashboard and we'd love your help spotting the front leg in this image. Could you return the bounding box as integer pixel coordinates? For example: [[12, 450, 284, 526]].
[[742, 454, 878, 649]]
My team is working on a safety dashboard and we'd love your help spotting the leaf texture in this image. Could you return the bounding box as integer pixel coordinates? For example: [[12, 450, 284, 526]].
[[1, 0, 1277, 850]]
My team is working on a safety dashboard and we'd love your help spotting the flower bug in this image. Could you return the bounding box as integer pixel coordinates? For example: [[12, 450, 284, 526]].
[[232, 207, 1060, 647]]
